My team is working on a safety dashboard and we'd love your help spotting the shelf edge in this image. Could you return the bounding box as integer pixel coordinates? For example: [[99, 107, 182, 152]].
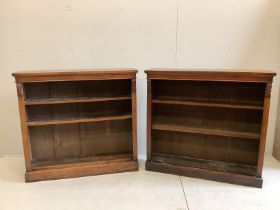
[[27, 115, 132, 126], [152, 124, 260, 140], [152, 99, 263, 110]]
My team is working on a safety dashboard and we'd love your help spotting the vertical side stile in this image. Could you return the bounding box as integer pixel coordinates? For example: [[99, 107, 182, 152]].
[[147, 79, 152, 161], [257, 82, 272, 177], [131, 79, 138, 161], [16, 83, 32, 171]]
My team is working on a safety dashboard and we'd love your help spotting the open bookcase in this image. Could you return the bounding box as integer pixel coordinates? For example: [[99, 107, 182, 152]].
[[145, 69, 276, 187], [13, 69, 138, 182]]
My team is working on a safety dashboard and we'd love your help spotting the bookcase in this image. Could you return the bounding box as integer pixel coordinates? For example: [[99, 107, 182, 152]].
[[12, 69, 138, 182], [145, 69, 276, 187]]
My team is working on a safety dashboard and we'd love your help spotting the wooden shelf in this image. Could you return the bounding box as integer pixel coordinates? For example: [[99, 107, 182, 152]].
[[27, 114, 132, 126], [152, 99, 263, 110], [25, 96, 131, 105], [146, 70, 276, 187], [152, 153, 257, 176], [32, 153, 133, 170], [152, 123, 260, 140], [13, 70, 138, 182]]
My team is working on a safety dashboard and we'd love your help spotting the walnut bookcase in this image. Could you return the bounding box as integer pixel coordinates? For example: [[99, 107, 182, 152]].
[[12, 69, 138, 182], [145, 69, 276, 188]]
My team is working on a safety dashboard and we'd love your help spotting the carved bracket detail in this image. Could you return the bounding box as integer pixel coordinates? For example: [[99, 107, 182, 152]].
[[265, 82, 272, 98], [16, 83, 24, 97]]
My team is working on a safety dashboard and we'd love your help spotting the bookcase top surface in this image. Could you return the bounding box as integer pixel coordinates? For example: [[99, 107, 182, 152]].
[[145, 69, 276, 82], [12, 68, 138, 82]]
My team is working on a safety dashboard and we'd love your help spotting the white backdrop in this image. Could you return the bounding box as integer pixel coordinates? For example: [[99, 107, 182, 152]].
[[0, 0, 280, 157]]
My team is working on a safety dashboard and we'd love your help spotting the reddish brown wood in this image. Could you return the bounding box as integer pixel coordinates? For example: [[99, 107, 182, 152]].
[[32, 154, 132, 170], [145, 69, 276, 188], [145, 69, 276, 83], [27, 115, 132, 127], [152, 153, 257, 176], [147, 79, 152, 161], [131, 79, 138, 161], [146, 162, 262, 188], [152, 123, 260, 140], [13, 69, 137, 83], [152, 99, 263, 110], [16, 83, 32, 171], [257, 82, 272, 177], [27, 161, 138, 182], [25, 96, 131, 105], [13, 69, 138, 182]]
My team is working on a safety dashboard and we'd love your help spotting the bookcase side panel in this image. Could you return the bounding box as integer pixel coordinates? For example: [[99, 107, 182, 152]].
[[257, 82, 272, 177], [16, 83, 32, 171]]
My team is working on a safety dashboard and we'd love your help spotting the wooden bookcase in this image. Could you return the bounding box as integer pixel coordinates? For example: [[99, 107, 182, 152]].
[[12, 69, 138, 182], [145, 69, 276, 188]]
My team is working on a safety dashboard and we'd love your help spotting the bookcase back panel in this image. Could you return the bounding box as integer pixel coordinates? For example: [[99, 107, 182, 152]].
[[52, 104, 78, 119], [50, 82, 78, 98], [29, 119, 133, 164], [152, 80, 265, 106], [153, 104, 263, 134], [152, 130, 259, 165], [24, 80, 131, 100], [29, 125, 54, 161], [78, 100, 131, 118], [80, 120, 133, 156], [26, 100, 131, 122], [77, 80, 131, 98], [53, 124, 80, 159], [27, 104, 52, 121], [24, 83, 50, 99]]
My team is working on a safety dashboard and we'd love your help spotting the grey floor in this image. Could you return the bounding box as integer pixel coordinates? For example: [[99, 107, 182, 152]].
[[0, 156, 279, 210]]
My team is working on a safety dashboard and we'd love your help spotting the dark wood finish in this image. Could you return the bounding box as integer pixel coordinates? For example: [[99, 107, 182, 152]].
[[29, 126, 54, 161], [12, 69, 137, 83], [27, 115, 132, 126], [152, 123, 260, 140], [27, 161, 138, 182], [152, 153, 257, 176], [79, 120, 132, 157], [32, 154, 132, 170], [145, 69, 275, 83], [257, 82, 272, 177], [16, 83, 32, 171], [153, 104, 263, 137], [145, 69, 276, 188], [13, 69, 138, 182], [147, 79, 152, 161], [131, 79, 138, 161], [152, 130, 259, 166], [145, 162, 262, 188], [25, 96, 131, 105], [152, 99, 263, 110], [151, 80, 266, 107]]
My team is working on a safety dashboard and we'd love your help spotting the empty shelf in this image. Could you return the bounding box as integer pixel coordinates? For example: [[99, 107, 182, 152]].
[[27, 114, 132, 126], [25, 96, 131, 105], [152, 123, 260, 140], [32, 153, 133, 170], [152, 99, 263, 110]]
